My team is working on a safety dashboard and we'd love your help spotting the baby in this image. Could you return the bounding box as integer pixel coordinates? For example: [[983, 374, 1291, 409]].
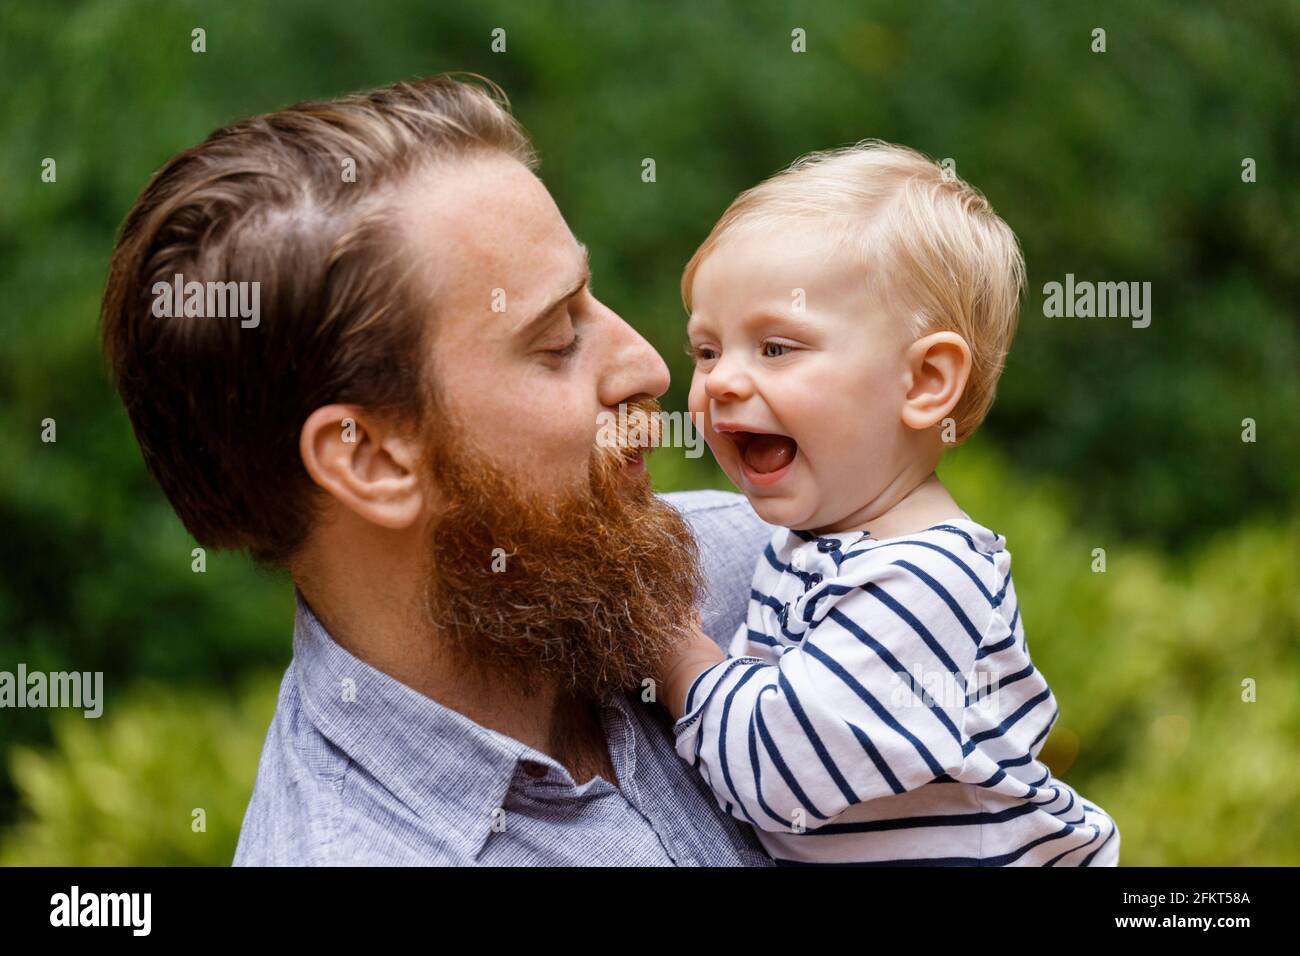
[[657, 142, 1119, 866]]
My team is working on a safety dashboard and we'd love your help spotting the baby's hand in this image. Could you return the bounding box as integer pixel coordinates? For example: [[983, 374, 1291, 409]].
[[654, 611, 726, 721]]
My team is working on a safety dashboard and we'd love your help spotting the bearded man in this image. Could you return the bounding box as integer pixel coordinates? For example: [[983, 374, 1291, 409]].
[[100, 74, 773, 865]]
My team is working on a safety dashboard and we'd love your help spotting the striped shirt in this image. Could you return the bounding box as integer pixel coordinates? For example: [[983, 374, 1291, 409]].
[[673, 517, 1120, 866]]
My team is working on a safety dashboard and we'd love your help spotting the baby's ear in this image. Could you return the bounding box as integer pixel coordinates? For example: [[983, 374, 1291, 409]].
[[900, 332, 972, 431]]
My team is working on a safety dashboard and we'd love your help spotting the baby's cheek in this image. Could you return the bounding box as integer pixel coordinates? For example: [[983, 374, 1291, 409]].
[[702, 432, 730, 465], [794, 393, 878, 474], [688, 371, 712, 415], [783, 381, 851, 445]]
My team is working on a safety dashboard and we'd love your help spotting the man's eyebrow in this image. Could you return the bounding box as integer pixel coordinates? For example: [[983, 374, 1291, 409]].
[[512, 243, 591, 337]]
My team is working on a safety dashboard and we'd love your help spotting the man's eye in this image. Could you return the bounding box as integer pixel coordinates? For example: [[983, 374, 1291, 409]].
[[547, 334, 581, 359], [762, 341, 794, 358]]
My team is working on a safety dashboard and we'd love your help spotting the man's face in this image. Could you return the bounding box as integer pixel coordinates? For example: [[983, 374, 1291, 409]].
[[393, 153, 700, 699], [403, 153, 670, 493]]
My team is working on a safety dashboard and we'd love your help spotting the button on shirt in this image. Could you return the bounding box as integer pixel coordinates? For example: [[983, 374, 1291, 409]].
[[233, 490, 776, 866]]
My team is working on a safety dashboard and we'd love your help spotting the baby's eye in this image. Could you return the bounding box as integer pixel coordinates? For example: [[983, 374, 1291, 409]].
[[686, 343, 719, 364], [762, 341, 794, 358]]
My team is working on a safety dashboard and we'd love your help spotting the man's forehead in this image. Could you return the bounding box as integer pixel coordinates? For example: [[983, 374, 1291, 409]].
[[401, 154, 583, 308]]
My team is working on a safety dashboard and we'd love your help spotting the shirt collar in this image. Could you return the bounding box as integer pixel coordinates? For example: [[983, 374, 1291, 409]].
[[291, 589, 559, 858], [779, 516, 1003, 565], [778, 527, 871, 562]]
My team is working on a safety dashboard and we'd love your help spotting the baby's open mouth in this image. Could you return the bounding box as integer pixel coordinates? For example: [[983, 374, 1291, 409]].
[[727, 430, 798, 476]]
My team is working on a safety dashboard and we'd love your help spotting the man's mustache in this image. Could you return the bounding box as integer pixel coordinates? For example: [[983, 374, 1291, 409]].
[[595, 398, 664, 465]]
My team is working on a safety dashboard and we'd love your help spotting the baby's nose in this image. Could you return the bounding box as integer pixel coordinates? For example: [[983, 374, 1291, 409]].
[[704, 355, 753, 402]]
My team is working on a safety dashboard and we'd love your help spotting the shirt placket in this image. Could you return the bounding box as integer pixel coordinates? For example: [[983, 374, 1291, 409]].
[[601, 697, 699, 865]]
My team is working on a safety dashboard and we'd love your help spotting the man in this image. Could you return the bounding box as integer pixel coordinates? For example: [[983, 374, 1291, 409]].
[[101, 74, 774, 864]]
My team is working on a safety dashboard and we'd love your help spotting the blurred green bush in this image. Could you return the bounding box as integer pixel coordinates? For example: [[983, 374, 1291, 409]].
[[1, 674, 279, 866], [942, 444, 1300, 865]]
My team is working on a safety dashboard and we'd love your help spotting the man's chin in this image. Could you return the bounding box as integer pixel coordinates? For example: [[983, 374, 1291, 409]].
[[421, 432, 701, 700], [621, 452, 648, 478]]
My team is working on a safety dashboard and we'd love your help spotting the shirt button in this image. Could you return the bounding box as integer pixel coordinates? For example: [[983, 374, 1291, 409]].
[[817, 538, 841, 553], [521, 760, 548, 779]]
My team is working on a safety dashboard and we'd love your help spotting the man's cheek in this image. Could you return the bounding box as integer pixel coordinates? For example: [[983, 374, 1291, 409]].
[[489, 426, 582, 490]]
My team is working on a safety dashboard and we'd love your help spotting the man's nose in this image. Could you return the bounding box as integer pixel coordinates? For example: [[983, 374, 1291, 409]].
[[704, 351, 753, 403], [595, 304, 671, 408]]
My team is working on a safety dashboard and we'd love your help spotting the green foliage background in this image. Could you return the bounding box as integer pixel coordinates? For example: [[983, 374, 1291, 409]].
[[1, 0, 1296, 865]]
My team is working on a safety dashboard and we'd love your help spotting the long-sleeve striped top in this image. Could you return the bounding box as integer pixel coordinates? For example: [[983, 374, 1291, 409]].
[[673, 517, 1120, 866]]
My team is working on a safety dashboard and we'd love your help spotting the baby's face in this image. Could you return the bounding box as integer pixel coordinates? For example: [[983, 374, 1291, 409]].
[[686, 222, 916, 533]]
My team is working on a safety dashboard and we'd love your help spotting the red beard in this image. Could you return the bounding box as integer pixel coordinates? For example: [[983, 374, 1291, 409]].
[[420, 398, 703, 700]]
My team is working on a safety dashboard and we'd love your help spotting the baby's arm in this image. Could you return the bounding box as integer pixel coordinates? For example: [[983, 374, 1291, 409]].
[[657, 619, 726, 719], [671, 558, 979, 833]]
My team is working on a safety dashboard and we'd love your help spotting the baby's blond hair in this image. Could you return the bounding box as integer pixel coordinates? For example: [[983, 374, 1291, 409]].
[[681, 140, 1026, 444]]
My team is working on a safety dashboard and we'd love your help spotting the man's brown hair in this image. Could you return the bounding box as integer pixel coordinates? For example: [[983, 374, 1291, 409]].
[[101, 74, 536, 566]]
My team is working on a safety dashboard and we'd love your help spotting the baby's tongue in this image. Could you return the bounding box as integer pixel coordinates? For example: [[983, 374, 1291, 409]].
[[743, 434, 797, 474]]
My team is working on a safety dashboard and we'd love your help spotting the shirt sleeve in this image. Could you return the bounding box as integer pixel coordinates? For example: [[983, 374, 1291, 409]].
[[661, 490, 775, 650], [672, 555, 982, 833]]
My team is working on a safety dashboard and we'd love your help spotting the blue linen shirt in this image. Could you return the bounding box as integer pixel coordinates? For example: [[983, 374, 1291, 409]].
[[233, 490, 776, 866]]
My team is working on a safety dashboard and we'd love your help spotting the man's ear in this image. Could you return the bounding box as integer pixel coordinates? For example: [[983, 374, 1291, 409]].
[[900, 331, 973, 431], [299, 405, 424, 529]]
